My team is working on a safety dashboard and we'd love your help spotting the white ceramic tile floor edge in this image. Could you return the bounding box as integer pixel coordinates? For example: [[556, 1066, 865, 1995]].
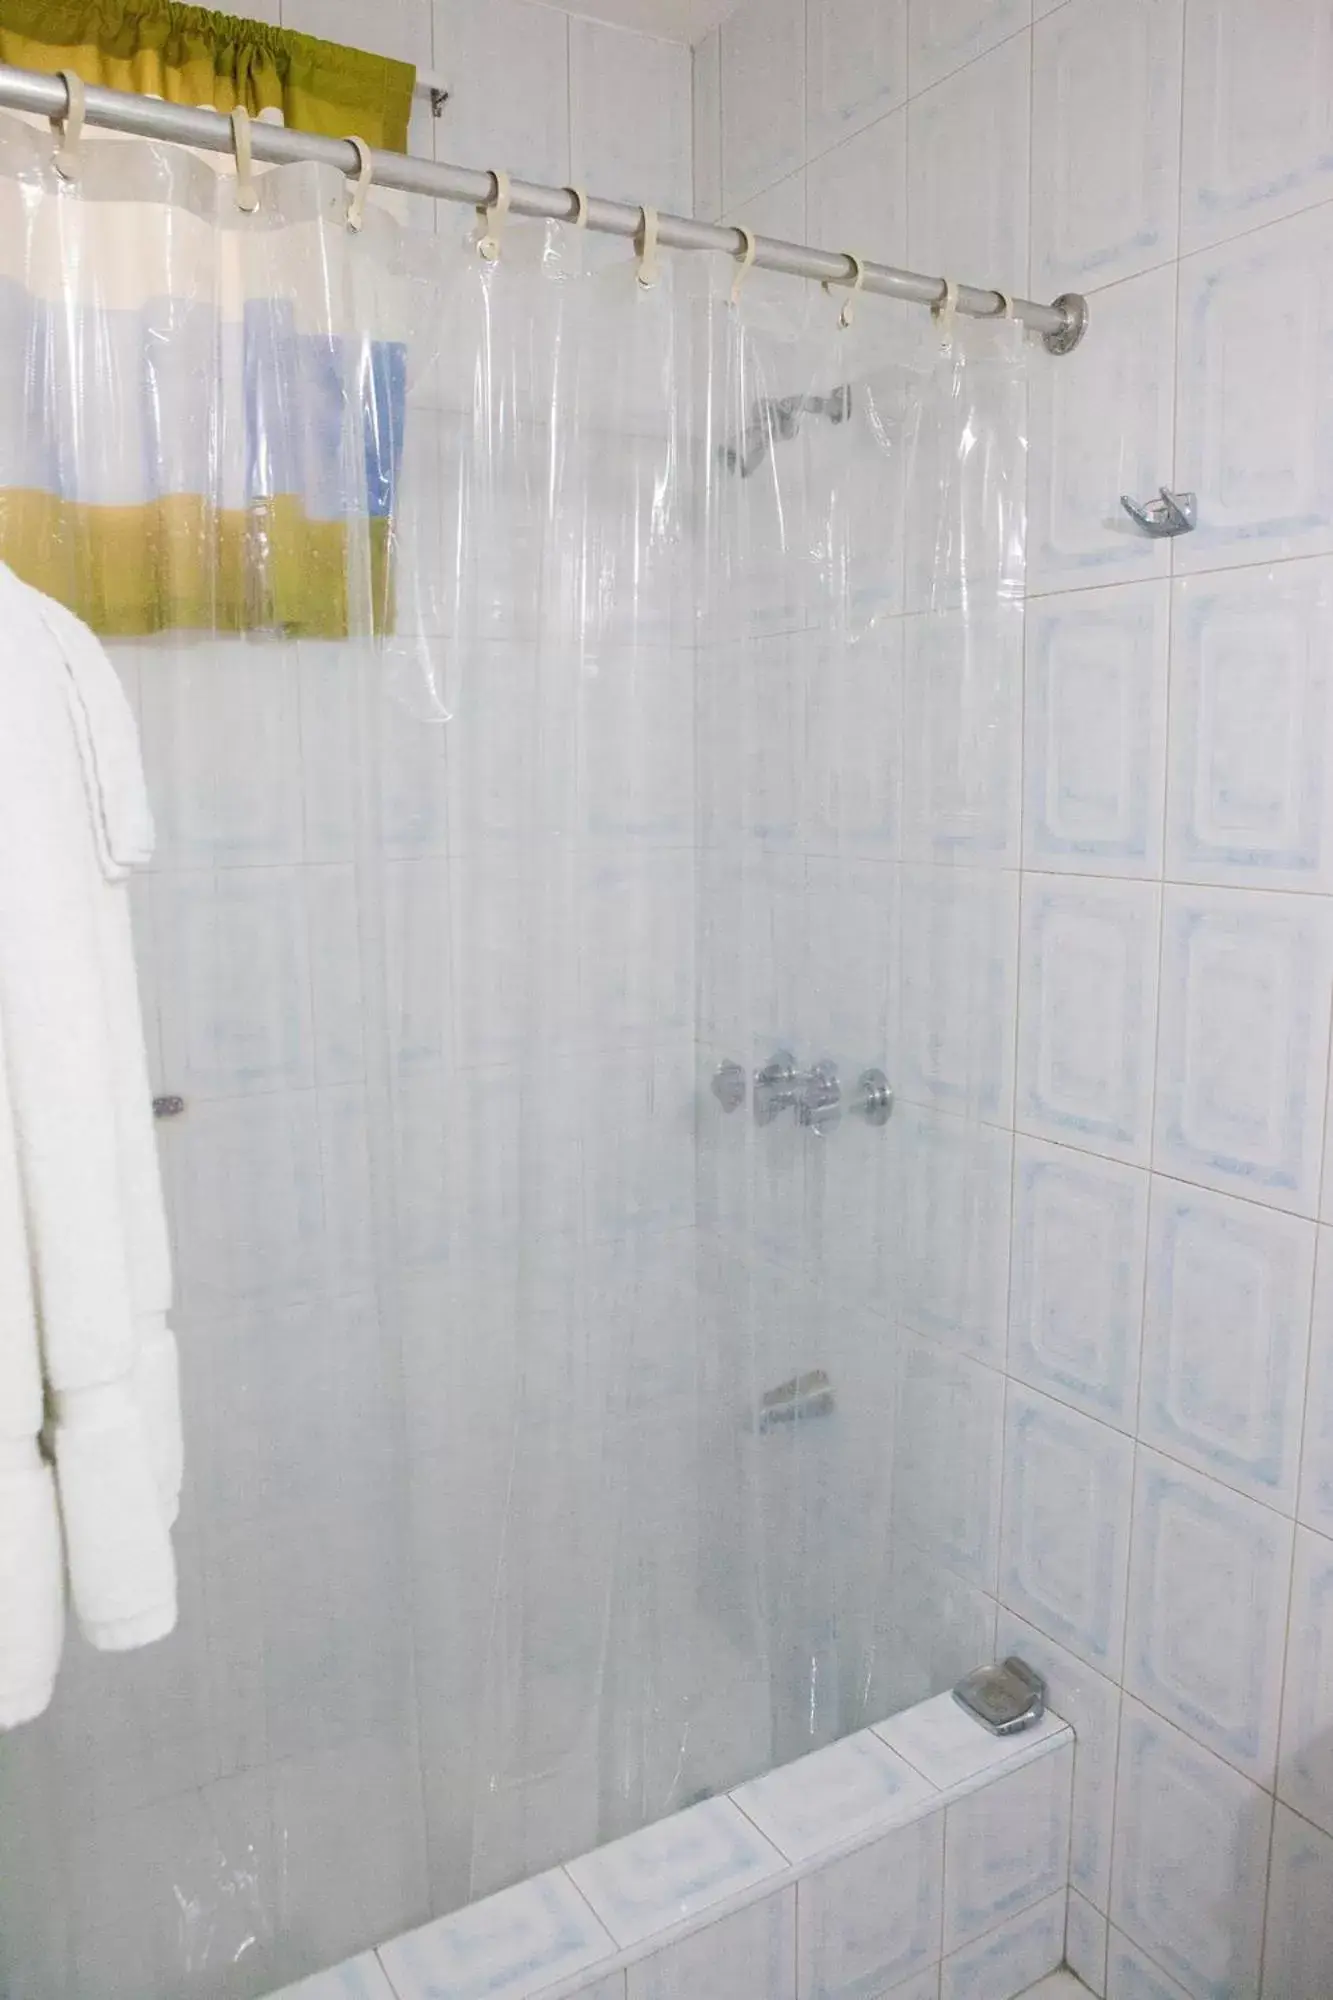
[[874, 1692, 1074, 1805], [920, 1723, 1076, 1807], [376, 1859, 803, 2000], [1018, 1976, 1096, 1998], [354, 1692, 1076, 2000]]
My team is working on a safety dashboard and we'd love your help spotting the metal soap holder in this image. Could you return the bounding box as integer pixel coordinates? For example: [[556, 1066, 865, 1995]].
[[953, 1656, 1048, 1737], [1120, 486, 1196, 538]]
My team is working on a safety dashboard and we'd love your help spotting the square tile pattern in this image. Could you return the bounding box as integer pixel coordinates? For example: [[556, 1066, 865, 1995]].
[[293, 1692, 1074, 2000], [564, 1798, 785, 1949], [731, 1729, 937, 1864], [105, 7, 1333, 2000], [626, 1892, 795, 2000], [1110, 1701, 1270, 2000], [941, 1894, 1070, 2000], [999, 1386, 1134, 1677], [377, 1870, 617, 2000], [1123, 1451, 1293, 1783]]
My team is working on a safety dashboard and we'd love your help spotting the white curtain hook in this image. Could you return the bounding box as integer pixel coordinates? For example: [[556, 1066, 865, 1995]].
[[476, 167, 511, 260], [52, 69, 85, 181], [345, 135, 373, 231], [564, 184, 589, 228], [931, 275, 959, 333], [822, 250, 865, 328], [636, 204, 660, 289], [229, 105, 260, 214], [730, 225, 757, 306]]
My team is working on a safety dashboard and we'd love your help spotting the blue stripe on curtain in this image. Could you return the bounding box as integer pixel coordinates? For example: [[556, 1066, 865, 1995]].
[[243, 298, 406, 521], [0, 278, 406, 519]]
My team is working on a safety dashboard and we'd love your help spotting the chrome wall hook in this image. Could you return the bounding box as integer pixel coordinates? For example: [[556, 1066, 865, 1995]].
[[1120, 487, 1196, 537]]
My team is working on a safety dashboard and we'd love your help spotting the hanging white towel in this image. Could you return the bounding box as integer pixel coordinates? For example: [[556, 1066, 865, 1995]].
[[53, 1381, 176, 1650], [0, 1009, 64, 1728], [28, 585, 155, 882], [0, 1438, 65, 1725], [0, 562, 179, 1706]]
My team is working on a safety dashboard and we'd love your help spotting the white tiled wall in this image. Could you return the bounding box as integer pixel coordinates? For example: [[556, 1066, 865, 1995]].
[[300, 1692, 1074, 2000], [0, 11, 696, 2000], [694, 1, 1333, 1994], [14, 4, 1333, 1996]]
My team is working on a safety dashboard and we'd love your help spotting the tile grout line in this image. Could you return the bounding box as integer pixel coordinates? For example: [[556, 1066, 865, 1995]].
[[1105, 423, 1185, 1925], [1029, 546, 1333, 605]]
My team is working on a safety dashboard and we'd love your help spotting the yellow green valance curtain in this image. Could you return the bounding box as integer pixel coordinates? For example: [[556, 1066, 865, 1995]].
[[0, 0, 415, 152]]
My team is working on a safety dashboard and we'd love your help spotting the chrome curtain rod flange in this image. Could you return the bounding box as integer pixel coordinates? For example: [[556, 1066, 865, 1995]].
[[0, 63, 1088, 352], [1041, 291, 1089, 356]]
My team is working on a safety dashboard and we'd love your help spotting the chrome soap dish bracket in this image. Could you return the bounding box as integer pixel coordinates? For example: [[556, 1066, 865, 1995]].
[[1120, 486, 1196, 537]]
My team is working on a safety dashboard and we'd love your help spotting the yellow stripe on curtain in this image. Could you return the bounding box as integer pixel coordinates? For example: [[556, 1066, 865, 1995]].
[[0, 490, 395, 639], [0, 0, 415, 152]]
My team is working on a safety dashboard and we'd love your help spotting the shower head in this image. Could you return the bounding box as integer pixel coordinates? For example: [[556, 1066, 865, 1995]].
[[719, 384, 852, 479]]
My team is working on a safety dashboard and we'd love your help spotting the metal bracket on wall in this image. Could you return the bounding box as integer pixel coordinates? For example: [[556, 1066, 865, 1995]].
[[1042, 292, 1088, 356], [1120, 486, 1196, 537]]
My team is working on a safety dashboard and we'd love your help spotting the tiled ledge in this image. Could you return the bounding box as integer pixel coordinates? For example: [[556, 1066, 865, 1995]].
[[267, 1693, 1074, 2000]]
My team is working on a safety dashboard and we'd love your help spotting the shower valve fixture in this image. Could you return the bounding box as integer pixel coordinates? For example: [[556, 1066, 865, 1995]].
[[852, 1068, 893, 1126], [755, 1050, 822, 1128], [796, 1059, 842, 1135], [1120, 487, 1196, 537], [754, 1050, 798, 1125], [754, 1053, 894, 1133], [720, 384, 852, 479]]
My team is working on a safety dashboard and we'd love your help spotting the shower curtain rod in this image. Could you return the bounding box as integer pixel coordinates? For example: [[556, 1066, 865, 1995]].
[[0, 62, 1088, 354]]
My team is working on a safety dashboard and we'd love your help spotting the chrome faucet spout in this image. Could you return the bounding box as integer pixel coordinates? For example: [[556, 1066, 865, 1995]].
[[753, 1052, 842, 1132]]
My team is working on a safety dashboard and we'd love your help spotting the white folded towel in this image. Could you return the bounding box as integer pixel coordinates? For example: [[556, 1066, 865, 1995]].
[[53, 1383, 176, 1650], [0, 561, 180, 1713]]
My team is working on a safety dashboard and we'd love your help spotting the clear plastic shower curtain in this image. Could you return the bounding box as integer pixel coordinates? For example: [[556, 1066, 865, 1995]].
[[695, 292, 1029, 1747], [402, 224, 707, 1903], [0, 101, 1029, 2000], [0, 110, 448, 1999]]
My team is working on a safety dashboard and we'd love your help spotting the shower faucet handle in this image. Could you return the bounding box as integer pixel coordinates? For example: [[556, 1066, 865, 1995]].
[[754, 1050, 799, 1125], [754, 1052, 842, 1133], [795, 1059, 841, 1135], [850, 1068, 893, 1126]]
